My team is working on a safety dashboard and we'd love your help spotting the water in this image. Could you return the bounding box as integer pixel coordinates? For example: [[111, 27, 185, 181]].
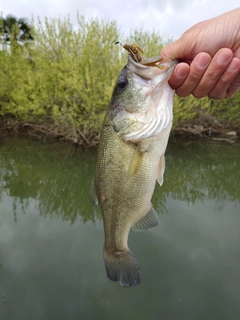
[[0, 135, 240, 320]]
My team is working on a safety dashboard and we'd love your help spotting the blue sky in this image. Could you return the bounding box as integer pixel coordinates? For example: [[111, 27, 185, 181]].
[[2, 0, 239, 40]]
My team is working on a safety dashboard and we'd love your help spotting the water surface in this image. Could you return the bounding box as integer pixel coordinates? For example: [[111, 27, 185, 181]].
[[0, 135, 240, 320]]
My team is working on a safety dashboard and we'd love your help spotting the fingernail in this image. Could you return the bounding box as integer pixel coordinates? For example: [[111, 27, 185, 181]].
[[217, 51, 232, 65], [195, 54, 211, 69]]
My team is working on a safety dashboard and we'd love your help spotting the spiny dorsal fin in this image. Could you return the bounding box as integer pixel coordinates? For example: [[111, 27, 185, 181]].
[[132, 206, 160, 231], [157, 154, 165, 186], [90, 179, 99, 206]]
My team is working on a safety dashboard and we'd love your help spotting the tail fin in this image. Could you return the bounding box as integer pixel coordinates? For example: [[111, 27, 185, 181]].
[[103, 248, 141, 288]]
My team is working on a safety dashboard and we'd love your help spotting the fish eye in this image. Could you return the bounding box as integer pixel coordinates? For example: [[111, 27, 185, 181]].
[[117, 76, 128, 89]]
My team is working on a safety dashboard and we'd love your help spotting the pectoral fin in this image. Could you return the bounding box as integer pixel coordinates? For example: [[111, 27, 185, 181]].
[[127, 146, 144, 180], [132, 205, 160, 231], [90, 179, 99, 206], [127, 141, 152, 181], [157, 154, 165, 186]]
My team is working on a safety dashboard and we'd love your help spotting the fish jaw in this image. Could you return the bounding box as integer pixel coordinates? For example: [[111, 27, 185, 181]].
[[110, 56, 178, 142]]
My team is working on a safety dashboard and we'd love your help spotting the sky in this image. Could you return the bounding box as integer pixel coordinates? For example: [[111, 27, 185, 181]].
[[1, 0, 239, 40]]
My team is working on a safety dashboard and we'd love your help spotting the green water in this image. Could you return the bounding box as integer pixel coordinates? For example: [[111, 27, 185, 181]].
[[0, 135, 240, 320]]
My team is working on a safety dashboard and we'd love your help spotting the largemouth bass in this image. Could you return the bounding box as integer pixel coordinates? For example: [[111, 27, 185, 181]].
[[91, 48, 178, 288]]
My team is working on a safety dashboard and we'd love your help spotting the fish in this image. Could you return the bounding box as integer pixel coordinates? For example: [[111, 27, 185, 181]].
[[91, 47, 178, 288]]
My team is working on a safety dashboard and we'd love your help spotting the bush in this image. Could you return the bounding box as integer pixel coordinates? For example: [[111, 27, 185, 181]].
[[0, 15, 124, 131], [0, 15, 240, 145]]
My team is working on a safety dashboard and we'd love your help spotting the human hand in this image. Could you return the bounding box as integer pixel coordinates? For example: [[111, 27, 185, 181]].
[[160, 8, 240, 99]]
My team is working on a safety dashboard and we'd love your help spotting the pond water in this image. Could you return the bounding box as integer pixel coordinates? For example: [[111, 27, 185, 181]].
[[0, 135, 240, 320]]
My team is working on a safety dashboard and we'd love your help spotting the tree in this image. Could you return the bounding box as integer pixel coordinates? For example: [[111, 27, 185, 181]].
[[0, 14, 33, 46]]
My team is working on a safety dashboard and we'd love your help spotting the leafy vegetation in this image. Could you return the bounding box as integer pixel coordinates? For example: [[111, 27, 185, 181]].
[[0, 14, 33, 44], [0, 14, 239, 145]]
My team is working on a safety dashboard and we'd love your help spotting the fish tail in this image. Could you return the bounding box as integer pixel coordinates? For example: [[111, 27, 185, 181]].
[[103, 247, 141, 288]]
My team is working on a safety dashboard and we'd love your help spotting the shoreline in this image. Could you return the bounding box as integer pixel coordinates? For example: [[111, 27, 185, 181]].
[[1, 119, 239, 147]]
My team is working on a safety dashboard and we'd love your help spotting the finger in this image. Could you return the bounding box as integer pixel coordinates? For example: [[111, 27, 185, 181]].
[[168, 63, 190, 89], [208, 57, 240, 99], [175, 52, 212, 97], [226, 69, 240, 98], [192, 48, 233, 98]]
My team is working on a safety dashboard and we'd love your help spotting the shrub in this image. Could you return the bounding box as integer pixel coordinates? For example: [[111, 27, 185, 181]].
[[0, 15, 240, 145]]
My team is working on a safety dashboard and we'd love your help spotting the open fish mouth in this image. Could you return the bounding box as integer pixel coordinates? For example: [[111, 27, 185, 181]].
[[127, 55, 178, 81], [111, 56, 178, 142]]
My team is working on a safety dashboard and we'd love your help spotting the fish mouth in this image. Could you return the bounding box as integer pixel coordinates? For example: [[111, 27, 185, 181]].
[[127, 55, 178, 81], [112, 56, 178, 141]]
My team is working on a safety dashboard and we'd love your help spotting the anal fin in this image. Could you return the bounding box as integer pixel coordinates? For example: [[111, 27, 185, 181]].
[[132, 206, 160, 231]]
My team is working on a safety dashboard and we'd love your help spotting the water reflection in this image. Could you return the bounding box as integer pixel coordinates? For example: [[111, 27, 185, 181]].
[[1, 136, 240, 320], [162, 140, 240, 209], [0, 136, 100, 223], [0, 136, 240, 223]]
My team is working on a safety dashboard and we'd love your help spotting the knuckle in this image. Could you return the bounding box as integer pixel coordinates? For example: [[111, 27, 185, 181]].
[[192, 84, 211, 98], [208, 89, 225, 99], [226, 92, 234, 98], [208, 93, 223, 100], [218, 76, 231, 86], [226, 84, 240, 98], [188, 72, 201, 83], [205, 69, 219, 82], [192, 91, 205, 98], [175, 87, 190, 97], [208, 77, 234, 99]]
